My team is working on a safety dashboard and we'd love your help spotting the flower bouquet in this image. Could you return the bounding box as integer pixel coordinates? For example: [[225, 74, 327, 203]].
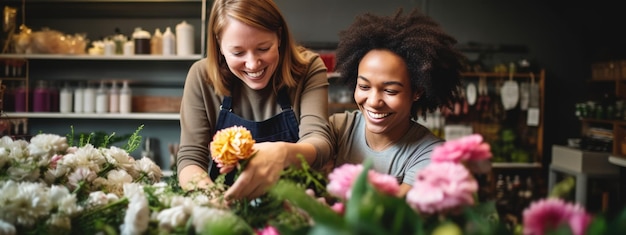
[[269, 134, 626, 235], [2, 125, 626, 235]]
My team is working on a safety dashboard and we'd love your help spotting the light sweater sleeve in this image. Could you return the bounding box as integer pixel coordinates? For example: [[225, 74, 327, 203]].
[[293, 50, 334, 169]]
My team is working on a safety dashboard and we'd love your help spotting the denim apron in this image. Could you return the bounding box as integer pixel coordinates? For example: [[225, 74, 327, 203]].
[[208, 88, 300, 185]]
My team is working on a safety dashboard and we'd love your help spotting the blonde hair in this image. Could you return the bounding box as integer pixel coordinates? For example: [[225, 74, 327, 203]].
[[206, 0, 307, 96]]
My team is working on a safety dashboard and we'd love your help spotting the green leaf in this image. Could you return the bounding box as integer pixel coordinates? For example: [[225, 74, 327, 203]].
[[269, 180, 344, 228]]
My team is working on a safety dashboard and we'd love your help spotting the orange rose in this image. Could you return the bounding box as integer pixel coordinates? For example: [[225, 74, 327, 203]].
[[210, 126, 256, 167]]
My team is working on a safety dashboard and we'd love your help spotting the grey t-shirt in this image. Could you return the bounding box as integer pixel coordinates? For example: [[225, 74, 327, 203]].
[[329, 110, 443, 185]]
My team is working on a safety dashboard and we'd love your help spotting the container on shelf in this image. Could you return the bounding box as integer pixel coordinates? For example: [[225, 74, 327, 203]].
[[120, 81, 132, 114], [132, 27, 151, 55], [162, 27, 176, 56], [175, 21, 194, 56], [59, 82, 73, 113]]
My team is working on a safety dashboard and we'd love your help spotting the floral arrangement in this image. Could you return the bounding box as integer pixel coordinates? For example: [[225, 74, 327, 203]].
[[271, 134, 626, 235], [1, 126, 625, 235]]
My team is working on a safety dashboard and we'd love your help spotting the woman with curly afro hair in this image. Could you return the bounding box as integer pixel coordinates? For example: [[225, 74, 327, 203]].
[[329, 8, 466, 196]]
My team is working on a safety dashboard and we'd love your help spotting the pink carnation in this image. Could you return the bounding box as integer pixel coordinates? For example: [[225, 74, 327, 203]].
[[255, 225, 279, 235], [327, 164, 363, 200], [522, 198, 591, 235], [368, 171, 400, 197], [431, 134, 492, 163], [327, 163, 400, 200], [331, 202, 345, 215], [405, 162, 478, 214]]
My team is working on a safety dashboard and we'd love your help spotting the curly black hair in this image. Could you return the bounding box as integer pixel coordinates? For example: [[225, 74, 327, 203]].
[[335, 8, 465, 119]]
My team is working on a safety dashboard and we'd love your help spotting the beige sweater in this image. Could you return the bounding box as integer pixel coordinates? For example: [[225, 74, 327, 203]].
[[177, 50, 333, 173]]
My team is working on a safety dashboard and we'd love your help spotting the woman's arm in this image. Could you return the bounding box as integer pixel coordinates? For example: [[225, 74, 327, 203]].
[[177, 59, 222, 190]]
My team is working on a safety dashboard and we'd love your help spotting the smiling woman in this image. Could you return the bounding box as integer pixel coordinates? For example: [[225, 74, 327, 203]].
[[176, 0, 334, 200], [328, 8, 465, 197]]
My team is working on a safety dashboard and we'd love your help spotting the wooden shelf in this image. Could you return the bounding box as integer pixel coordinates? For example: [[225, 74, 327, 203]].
[[0, 54, 203, 61], [3, 112, 180, 120]]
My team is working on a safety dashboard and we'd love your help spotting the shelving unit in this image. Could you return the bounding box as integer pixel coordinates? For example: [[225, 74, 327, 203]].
[[0, 0, 208, 170], [581, 61, 626, 158]]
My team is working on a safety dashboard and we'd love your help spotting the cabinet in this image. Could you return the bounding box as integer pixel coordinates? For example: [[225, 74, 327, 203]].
[[578, 67, 626, 157], [0, 0, 208, 171]]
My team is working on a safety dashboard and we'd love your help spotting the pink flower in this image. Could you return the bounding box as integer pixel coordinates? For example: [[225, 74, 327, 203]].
[[327, 163, 400, 200], [522, 198, 591, 235], [368, 171, 400, 197], [431, 134, 491, 163], [331, 202, 345, 215], [327, 164, 363, 200], [49, 154, 64, 169], [256, 225, 280, 235], [405, 162, 478, 214]]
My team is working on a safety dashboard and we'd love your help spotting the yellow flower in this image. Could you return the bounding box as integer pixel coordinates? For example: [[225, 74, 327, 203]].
[[210, 126, 255, 167]]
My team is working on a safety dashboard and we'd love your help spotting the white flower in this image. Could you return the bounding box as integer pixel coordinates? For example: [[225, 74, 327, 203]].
[[102, 146, 137, 177], [48, 186, 82, 216], [191, 194, 211, 206], [105, 170, 133, 196], [67, 167, 97, 190], [120, 183, 149, 235], [6, 163, 39, 182], [151, 182, 168, 194], [192, 206, 230, 233], [45, 214, 71, 231], [156, 206, 189, 231], [134, 157, 163, 182], [0, 219, 16, 235], [27, 134, 68, 163], [58, 144, 106, 173], [6, 141, 27, 162], [86, 191, 120, 209], [0, 181, 51, 227], [122, 183, 145, 204]]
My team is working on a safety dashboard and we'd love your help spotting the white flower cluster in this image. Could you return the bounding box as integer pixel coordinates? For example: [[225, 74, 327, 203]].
[[0, 133, 165, 234], [0, 180, 82, 230]]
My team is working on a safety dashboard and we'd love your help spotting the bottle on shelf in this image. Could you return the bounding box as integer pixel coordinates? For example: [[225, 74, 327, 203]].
[[109, 80, 120, 113], [74, 82, 85, 113], [3, 82, 15, 112], [59, 82, 73, 113], [83, 82, 96, 113], [120, 80, 132, 114], [32, 80, 49, 112], [151, 28, 163, 55], [162, 26, 176, 56], [132, 27, 151, 55], [175, 20, 194, 56], [123, 38, 134, 56], [96, 80, 109, 114], [48, 81, 59, 112], [14, 81, 27, 112]]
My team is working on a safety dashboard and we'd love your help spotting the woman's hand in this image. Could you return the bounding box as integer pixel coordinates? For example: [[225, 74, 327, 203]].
[[224, 142, 288, 200]]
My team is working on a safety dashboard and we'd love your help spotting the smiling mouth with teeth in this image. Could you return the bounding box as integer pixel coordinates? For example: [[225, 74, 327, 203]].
[[246, 69, 264, 78], [367, 110, 391, 119]]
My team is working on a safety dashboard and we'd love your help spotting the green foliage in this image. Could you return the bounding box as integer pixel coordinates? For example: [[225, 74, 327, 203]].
[[122, 124, 144, 152], [66, 125, 136, 148]]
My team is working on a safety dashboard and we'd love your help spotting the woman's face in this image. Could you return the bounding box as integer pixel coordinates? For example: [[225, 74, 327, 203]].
[[219, 17, 280, 90], [354, 49, 417, 137]]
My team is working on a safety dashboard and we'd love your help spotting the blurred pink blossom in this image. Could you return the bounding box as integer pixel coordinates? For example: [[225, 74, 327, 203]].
[[431, 134, 491, 163], [255, 225, 280, 235], [522, 198, 591, 235], [327, 163, 400, 200], [405, 162, 478, 214], [331, 202, 345, 215]]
